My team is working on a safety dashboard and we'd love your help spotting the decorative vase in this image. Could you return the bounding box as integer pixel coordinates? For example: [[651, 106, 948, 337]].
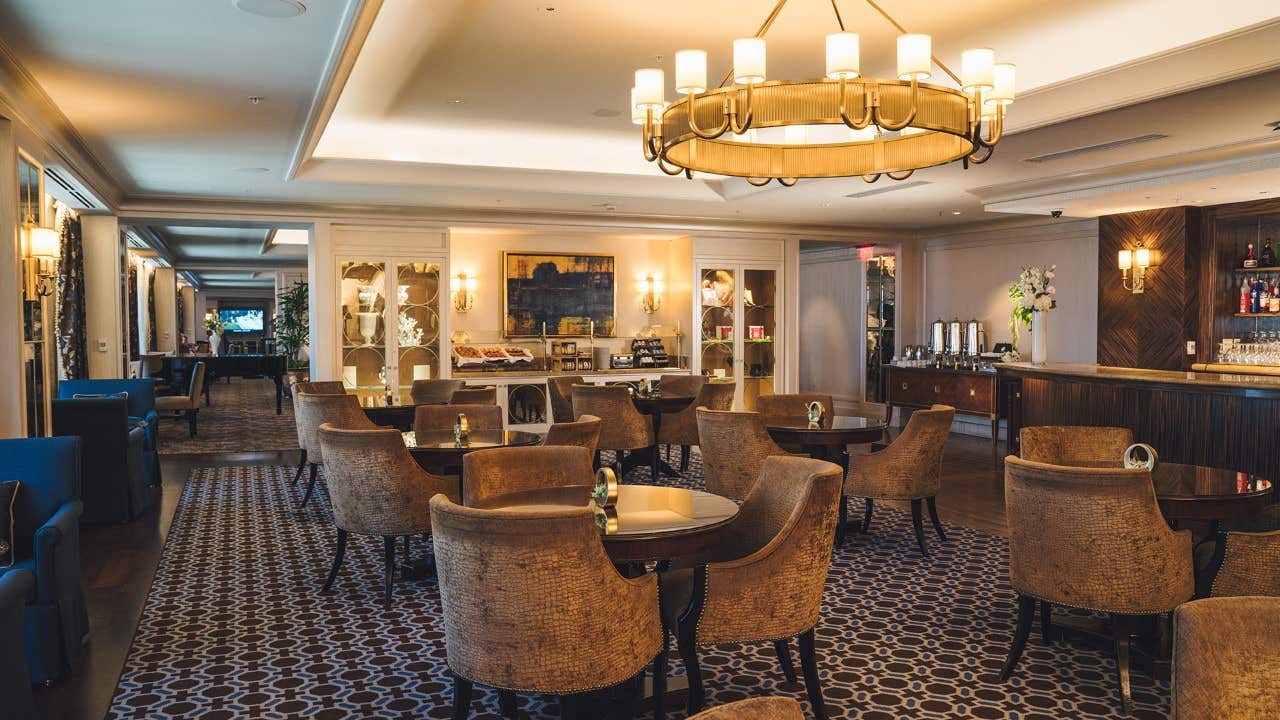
[[210, 333, 221, 356], [1031, 311, 1048, 365], [356, 284, 378, 311], [356, 311, 378, 346]]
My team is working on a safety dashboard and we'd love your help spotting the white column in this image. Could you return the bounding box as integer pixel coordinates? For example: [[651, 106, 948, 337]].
[[180, 285, 196, 345], [152, 267, 177, 353], [308, 221, 333, 379], [81, 214, 123, 377], [0, 119, 22, 436]]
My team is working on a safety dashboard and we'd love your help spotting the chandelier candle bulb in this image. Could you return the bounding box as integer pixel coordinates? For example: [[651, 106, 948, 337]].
[[630, 88, 645, 124], [733, 38, 766, 84], [675, 50, 708, 94], [961, 48, 995, 89], [988, 63, 1016, 105], [897, 34, 932, 80], [634, 68, 665, 108], [825, 32, 860, 79]]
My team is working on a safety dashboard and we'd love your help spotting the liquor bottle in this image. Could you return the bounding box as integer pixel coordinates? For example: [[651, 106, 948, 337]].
[[1244, 243, 1258, 268], [1241, 277, 1252, 313], [1253, 277, 1265, 314], [1262, 241, 1276, 267]]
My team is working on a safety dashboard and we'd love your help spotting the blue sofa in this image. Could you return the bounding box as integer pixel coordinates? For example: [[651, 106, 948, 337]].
[[59, 378, 161, 486], [0, 569, 37, 719], [0, 437, 89, 683], [52, 397, 153, 524]]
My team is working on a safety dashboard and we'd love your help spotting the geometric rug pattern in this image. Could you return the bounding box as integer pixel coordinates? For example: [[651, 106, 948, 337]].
[[157, 378, 299, 455], [107, 457, 1170, 719]]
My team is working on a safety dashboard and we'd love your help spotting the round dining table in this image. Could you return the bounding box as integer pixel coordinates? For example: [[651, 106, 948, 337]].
[[402, 429, 543, 472], [765, 415, 889, 546], [473, 483, 740, 563], [359, 395, 443, 431], [622, 393, 696, 480], [1148, 463, 1270, 531]]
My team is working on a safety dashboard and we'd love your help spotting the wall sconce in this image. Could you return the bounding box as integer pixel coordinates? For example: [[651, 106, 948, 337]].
[[640, 274, 664, 314], [1118, 243, 1154, 294], [451, 273, 476, 312], [23, 218, 58, 299]]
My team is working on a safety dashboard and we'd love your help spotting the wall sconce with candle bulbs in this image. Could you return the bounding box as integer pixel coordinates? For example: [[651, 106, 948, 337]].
[[1117, 243, 1155, 294], [451, 273, 476, 312], [639, 274, 664, 314], [23, 216, 59, 299]]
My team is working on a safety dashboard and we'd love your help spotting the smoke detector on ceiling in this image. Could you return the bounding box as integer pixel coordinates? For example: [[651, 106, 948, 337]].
[[233, 0, 306, 18]]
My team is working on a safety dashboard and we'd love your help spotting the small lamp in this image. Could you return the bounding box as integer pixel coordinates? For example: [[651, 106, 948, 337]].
[[1119, 243, 1153, 294], [23, 219, 58, 299], [640, 274, 664, 314], [451, 273, 476, 312]]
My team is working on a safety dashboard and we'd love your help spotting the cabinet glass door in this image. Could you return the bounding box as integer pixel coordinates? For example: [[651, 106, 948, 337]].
[[699, 267, 735, 383], [742, 268, 777, 410], [340, 261, 387, 398], [395, 262, 442, 393], [865, 254, 895, 403]]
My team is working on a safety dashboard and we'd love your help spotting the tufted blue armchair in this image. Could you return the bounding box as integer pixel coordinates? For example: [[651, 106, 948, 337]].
[[59, 378, 161, 486], [0, 437, 89, 683], [0, 569, 37, 718]]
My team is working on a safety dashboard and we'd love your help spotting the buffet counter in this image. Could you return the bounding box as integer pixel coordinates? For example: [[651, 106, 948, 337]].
[[884, 365, 1000, 458], [996, 362, 1280, 480]]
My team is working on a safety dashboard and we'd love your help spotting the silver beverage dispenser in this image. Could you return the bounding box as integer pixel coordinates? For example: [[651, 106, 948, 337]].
[[929, 318, 946, 356], [965, 319, 983, 356], [947, 318, 963, 355]]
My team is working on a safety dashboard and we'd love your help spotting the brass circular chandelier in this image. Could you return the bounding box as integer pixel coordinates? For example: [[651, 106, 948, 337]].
[[631, 0, 1015, 186]]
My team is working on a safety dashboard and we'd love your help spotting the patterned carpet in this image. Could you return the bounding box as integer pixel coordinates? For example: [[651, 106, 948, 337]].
[[108, 454, 1170, 719], [157, 378, 299, 455]]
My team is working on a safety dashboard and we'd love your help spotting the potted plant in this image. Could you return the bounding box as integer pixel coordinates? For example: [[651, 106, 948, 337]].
[[204, 314, 225, 356], [274, 280, 310, 388]]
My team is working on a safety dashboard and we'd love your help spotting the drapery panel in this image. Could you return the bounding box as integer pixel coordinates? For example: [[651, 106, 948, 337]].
[[55, 214, 88, 379]]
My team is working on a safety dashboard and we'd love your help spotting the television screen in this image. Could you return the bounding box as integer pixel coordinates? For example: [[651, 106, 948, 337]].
[[218, 308, 264, 333]]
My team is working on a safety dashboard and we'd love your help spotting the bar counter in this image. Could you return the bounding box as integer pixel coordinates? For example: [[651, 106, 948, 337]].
[[997, 361, 1280, 481]]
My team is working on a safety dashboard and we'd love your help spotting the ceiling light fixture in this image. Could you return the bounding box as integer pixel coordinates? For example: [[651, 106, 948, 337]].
[[233, 0, 306, 18], [633, 0, 1013, 187]]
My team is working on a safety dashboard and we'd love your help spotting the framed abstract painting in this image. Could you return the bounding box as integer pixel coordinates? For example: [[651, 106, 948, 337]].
[[503, 252, 616, 337]]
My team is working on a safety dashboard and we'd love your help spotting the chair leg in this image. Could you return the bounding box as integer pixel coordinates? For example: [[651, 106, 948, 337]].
[[677, 633, 704, 716], [861, 498, 874, 533], [1111, 614, 1138, 715], [498, 691, 519, 719], [298, 463, 319, 508], [926, 496, 947, 541], [594, 449, 602, 471], [999, 595, 1037, 681], [451, 674, 473, 720], [382, 536, 396, 604], [774, 638, 797, 684], [652, 648, 667, 720], [911, 499, 929, 557], [680, 445, 690, 473], [322, 529, 347, 592], [797, 629, 827, 720], [1039, 600, 1053, 644], [187, 409, 198, 438], [293, 448, 307, 484], [650, 446, 660, 481], [403, 534, 411, 560], [559, 694, 578, 720]]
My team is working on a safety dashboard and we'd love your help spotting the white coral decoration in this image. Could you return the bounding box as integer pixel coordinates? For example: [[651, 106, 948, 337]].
[[397, 316, 425, 347]]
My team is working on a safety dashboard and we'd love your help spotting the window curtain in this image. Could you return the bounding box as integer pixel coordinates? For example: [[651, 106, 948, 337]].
[[127, 262, 139, 360], [147, 270, 157, 351], [55, 214, 88, 379]]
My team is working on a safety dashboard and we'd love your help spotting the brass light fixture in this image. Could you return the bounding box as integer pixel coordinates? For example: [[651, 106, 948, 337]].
[[639, 274, 664, 314], [451, 273, 476, 312], [23, 215, 58, 299], [633, 0, 1014, 186], [1118, 244, 1153, 294]]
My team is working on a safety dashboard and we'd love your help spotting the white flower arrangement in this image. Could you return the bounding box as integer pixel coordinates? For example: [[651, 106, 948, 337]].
[[397, 315, 425, 348], [1008, 265, 1057, 349]]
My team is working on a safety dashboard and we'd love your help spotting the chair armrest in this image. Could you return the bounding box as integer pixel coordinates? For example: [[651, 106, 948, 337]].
[[0, 568, 33, 608], [128, 426, 147, 447], [33, 501, 84, 603], [144, 410, 159, 448]]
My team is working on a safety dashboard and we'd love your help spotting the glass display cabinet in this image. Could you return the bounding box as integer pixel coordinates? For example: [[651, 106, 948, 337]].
[[865, 254, 896, 403], [696, 263, 780, 410], [339, 258, 443, 402]]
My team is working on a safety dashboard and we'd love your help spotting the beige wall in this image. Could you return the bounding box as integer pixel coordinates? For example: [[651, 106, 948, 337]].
[[799, 247, 865, 413], [152, 267, 177, 352], [81, 214, 122, 377]]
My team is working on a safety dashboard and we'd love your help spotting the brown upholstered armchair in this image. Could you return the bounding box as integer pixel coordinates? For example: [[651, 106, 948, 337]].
[[294, 392, 379, 508], [755, 393, 834, 422], [1001, 456, 1195, 714], [294, 381, 346, 395], [1209, 530, 1280, 597], [410, 379, 464, 405], [571, 384, 653, 474], [318, 425, 457, 604], [461, 446, 593, 507], [661, 456, 843, 719], [547, 375, 584, 423], [155, 361, 206, 437], [450, 386, 498, 404], [1172, 596, 1280, 719], [542, 415, 601, 454], [689, 698, 804, 720], [430, 495, 667, 720], [1019, 425, 1133, 466], [413, 404, 504, 435], [843, 404, 954, 556], [659, 380, 734, 472], [696, 408, 792, 501]]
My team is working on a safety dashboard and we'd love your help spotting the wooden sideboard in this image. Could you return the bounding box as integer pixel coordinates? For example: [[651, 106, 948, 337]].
[[884, 365, 1000, 457]]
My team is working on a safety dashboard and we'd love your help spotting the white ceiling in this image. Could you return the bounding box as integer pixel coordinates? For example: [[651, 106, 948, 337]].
[[1, 0, 1279, 232], [135, 224, 306, 290]]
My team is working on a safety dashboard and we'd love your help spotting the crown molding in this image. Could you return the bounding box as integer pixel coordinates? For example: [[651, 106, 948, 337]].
[[0, 40, 124, 209]]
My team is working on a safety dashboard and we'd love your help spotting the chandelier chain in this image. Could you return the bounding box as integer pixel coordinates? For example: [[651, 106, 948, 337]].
[[861, 0, 961, 85], [716, 0, 791, 88], [830, 0, 845, 31]]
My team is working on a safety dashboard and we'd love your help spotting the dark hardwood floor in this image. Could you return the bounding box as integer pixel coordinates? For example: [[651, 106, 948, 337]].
[[32, 433, 1007, 720]]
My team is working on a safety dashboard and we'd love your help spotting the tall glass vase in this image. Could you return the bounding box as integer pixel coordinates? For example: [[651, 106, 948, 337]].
[[1031, 311, 1048, 365]]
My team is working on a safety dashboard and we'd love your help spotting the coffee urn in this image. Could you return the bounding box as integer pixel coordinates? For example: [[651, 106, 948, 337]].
[[947, 318, 963, 355], [965, 319, 983, 356], [929, 319, 947, 356]]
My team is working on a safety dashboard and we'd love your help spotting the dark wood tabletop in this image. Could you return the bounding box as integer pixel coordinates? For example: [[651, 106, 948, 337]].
[[764, 415, 888, 447], [402, 429, 543, 460], [630, 393, 696, 414], [360, 397, 444, 431], [1071, 460, 1272, 525], [474, 483, 740, 563]]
